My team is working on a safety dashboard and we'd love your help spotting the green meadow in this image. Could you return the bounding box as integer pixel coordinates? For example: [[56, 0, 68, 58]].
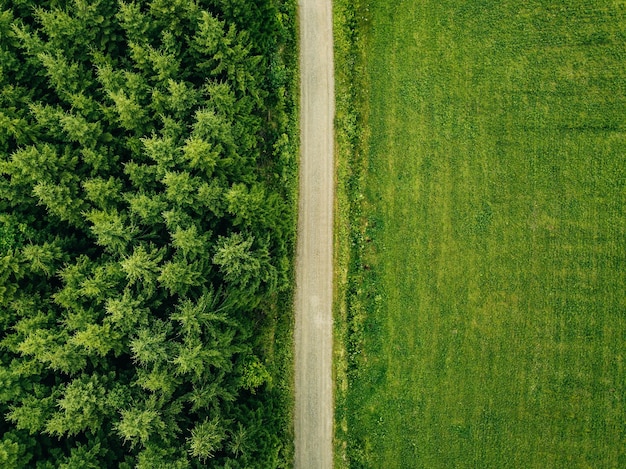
[[336, 0, 626, 467]]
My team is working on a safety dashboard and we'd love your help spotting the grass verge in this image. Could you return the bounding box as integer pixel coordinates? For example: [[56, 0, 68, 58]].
[[255, 0, 300, 465], [332, 0, 371, 466]]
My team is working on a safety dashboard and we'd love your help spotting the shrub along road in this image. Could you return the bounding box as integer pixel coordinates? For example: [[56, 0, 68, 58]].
[[294, 0, 335, 467]]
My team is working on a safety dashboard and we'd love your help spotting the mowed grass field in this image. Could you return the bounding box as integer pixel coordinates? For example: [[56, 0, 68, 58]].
[[342, 1, 626, 467]]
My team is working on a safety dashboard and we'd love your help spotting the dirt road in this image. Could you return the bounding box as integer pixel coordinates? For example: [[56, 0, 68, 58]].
[[294, 0, 335, 467]]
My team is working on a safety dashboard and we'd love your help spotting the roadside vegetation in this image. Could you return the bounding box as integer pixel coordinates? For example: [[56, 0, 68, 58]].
[[336, 0, 626, 467], [0, 0, 298, 466], [332, 0, 369, 465]]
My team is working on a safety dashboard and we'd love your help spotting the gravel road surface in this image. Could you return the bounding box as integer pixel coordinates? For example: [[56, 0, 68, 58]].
[[294, 0, 335, 467]]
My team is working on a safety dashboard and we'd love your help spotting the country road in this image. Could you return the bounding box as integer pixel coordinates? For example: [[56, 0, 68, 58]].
[[294, 0, 335, 467]]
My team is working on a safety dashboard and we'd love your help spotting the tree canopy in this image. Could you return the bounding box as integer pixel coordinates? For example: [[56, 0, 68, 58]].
[[0, 0, 297, 466]]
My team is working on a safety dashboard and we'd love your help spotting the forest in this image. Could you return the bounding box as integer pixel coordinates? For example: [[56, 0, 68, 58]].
[[0, 0, 297, 466]]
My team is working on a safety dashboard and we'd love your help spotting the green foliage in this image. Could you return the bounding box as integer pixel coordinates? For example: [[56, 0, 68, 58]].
[[21, 241, 64, 276], [120, 244, 163, 292], [213, 233, 261, 288], [58, 442, 104, 469], [158, 258, 204, 296], [82, 177, 123, 210], [241, 356, 272, 393], [7, 393, 55, 434], [85, 209, 138, 254], [0, 432, 32, 468], [116, 408, 166, 447], [45, 375, 110, 437], [0, 0, 298, 466], [187, 417, 225, 462], [130, 322, 171, 367]]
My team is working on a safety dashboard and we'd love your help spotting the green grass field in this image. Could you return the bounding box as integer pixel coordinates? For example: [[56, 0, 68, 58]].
[[338, 1, 626, 467]]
